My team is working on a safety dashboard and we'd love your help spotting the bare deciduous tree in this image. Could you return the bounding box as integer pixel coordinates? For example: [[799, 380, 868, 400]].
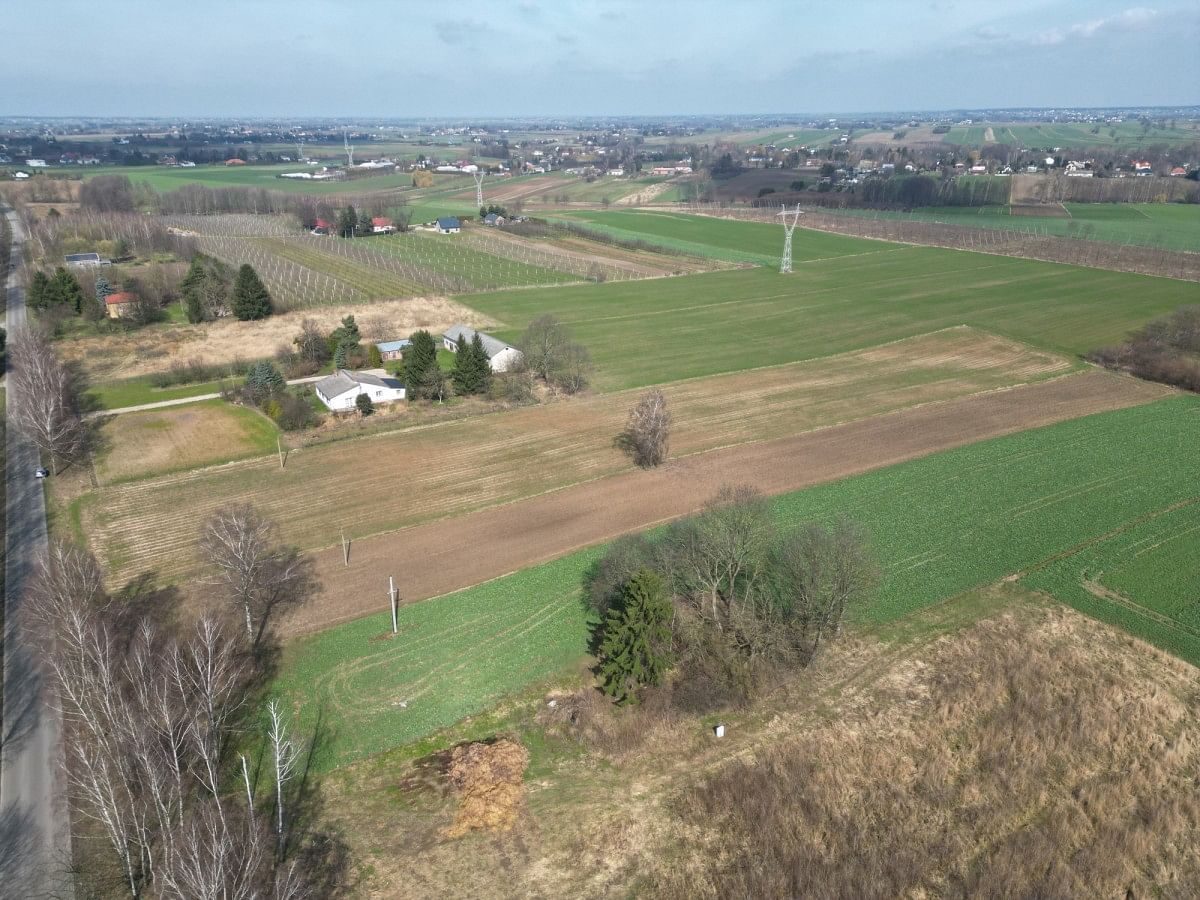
[[34, 543, 343, 898], [200, 504, 317, 648], [620, 388, 671, 468], [518, 314, 593, 394], [8, 328, 84, 474]]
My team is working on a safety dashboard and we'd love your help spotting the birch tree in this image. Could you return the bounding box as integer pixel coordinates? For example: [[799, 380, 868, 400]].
[[8, 328, 83, 474]]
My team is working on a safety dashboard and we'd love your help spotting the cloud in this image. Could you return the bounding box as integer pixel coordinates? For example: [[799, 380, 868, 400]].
[[974, 25, 1009, 41], [1031, 6, 1158, 46], [434, 20, 494, 46]]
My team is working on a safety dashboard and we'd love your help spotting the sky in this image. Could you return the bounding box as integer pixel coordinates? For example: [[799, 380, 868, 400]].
[[3, 0, 1198, 118]]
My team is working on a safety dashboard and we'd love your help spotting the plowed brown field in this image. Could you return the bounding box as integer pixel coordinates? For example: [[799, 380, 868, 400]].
[[284, 370, 1167, 635], [83, 328, 1074, 587]]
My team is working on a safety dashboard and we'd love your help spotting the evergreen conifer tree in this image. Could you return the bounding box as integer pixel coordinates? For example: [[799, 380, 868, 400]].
[[94, 273, 114, 302], [451, 337, 476, 394], [231, 264, 272, 320], [597, 568, 674, 704], [51, 267, 85, 313], [470, 333, 493, 393], [334, 341, 350, 369], [28, 270, 51, 310], [402, 330, 438, 398]]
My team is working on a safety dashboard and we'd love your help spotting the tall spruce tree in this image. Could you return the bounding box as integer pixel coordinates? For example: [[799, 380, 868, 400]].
[[231, 264, 272, 320], [94, 273, 114, 303], [51, 267, 85, 313], [337, 206, 358, 238], [402, 330, 438, 399], [28, 270, 52, 310], [597, 568, 674, 704], [451, 337, 477, 394], [470, 332, 493, 394]]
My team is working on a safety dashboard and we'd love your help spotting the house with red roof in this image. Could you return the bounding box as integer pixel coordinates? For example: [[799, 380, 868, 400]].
[[371, 216, 396, 234], [311, 218, 333, 235], [105, 291, 138, 320]]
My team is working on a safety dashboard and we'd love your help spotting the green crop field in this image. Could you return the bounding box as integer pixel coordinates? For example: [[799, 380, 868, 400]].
[[45, 164, 414, 195], [464, 214, 1193, 390], [277, 396, 1200, 768], [826, 203, 1200, 252], [560, 209, 806, 262], [1023, 500, 1200, 664], [944, 121, 1200, 149]]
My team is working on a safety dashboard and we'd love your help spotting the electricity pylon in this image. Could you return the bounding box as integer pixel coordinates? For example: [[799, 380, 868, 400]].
[[343, 129, 354, 166], [778, 204, 802, 274], [473, 171, 485, 208]]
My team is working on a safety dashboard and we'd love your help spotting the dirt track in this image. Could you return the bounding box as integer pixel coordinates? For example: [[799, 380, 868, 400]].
[[284, 371, 1169, 636]]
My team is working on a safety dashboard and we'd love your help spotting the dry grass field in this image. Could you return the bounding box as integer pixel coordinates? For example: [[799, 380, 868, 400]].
[[80, 328, 1076, 585], [325, 585, 1200, 899], [92, 401, 278, 484], [56, 296, 494, 381]]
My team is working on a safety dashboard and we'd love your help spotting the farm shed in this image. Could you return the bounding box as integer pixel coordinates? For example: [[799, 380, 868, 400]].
[[104, 291, 138, 319], [436, 217, 461, 234], [375, 339, 411, 362], [442, 324, 523, 373], [64, 252, 105, 267], [314, 369, 406, 412]]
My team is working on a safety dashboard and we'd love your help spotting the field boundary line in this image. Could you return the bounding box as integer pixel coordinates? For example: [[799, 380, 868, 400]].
[[1019, 495, 1200, 579]]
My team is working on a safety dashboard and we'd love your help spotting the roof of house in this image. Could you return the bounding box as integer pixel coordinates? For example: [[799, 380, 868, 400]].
[[105, 291, 137, 305], [483, 212, 503, 223], [374, 339, 412, 353], [313, 218, 332, 229], [65, 252, 101, 263], [442, 324, 517, 360], [371, 216, 393, 227], [225, 158, 246, 165], [315, 369, 404, 398], [436, 216, 461, 229]]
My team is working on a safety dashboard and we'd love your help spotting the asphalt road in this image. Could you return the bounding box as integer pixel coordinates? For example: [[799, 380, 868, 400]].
[[1, 205, 72, 896]]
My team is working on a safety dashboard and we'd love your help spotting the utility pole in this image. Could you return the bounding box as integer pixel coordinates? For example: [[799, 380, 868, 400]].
[[778, 203, 802, 274], [389, 576, 398, 634], [277, 436, 284, 470], [341, 528, 349, 566]]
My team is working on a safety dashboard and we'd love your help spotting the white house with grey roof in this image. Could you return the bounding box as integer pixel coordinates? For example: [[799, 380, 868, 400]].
[[314, 369, 406, 411], [442, 324, 523, 372]]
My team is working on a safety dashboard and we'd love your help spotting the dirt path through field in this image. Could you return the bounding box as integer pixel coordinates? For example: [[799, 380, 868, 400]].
[[283, 370, 1169, 636]]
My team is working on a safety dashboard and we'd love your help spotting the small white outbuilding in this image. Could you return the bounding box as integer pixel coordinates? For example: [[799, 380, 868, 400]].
[[314, 369, 406, 412]]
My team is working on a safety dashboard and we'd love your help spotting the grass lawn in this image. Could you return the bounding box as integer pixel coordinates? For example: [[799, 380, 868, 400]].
[[86, 376, 233, 410], [464, 215, 1194, 391], [277, 395, 1200, 767], [94, 400, 278, 484]]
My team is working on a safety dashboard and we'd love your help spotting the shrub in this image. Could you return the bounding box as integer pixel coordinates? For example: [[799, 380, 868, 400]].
[[619, 388, 671, 468], [274, 390, 319, 431], [355, 393, 374, 416]]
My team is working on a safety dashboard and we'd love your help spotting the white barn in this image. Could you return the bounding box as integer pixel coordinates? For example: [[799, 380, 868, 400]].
[[314, 369, 406, 411], [443, 324, 523, 372]]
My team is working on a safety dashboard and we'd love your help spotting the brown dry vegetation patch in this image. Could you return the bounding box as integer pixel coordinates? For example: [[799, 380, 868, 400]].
[[57, 296, 496, 381], [440, 739, 530, 839], [93, 401, 274, 484], [327, 588, 1200, 899], [82, 328, 1080, 588]]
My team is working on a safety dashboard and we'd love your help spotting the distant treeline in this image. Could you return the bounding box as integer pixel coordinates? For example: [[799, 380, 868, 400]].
[[859, 175, 1012, 207]]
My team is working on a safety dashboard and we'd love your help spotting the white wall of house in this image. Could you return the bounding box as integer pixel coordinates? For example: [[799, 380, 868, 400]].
[[489, 347, 522, 373], [317, 384, 406, 411]]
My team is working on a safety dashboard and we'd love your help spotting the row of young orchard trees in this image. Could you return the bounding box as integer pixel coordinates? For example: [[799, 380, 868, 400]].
[[33, 504, 343, 898]]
